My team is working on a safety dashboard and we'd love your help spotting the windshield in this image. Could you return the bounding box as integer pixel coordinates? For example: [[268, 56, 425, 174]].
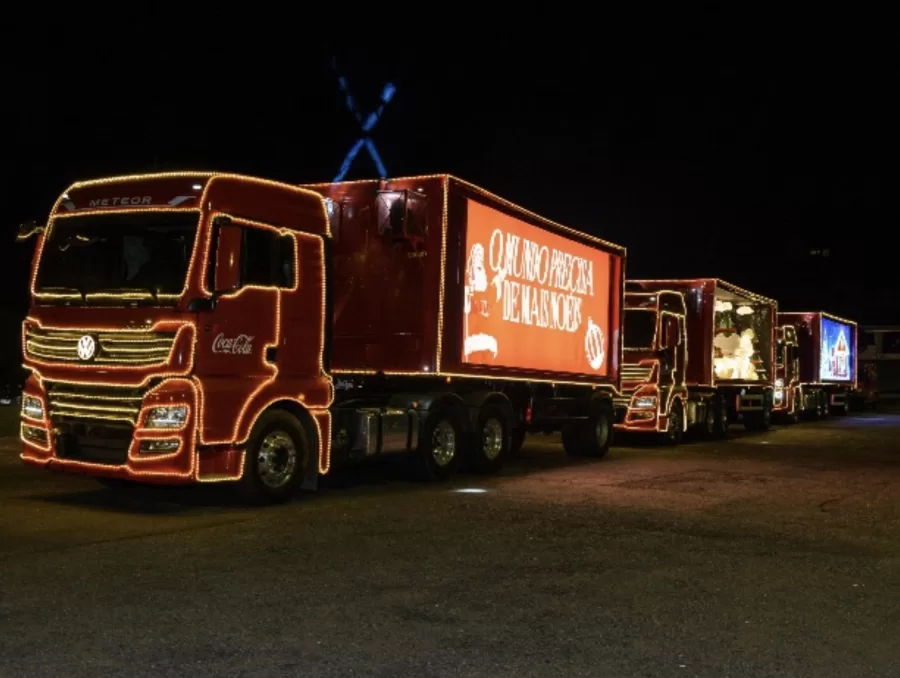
[[34, 211, 199, 305], [624, 309, 658, 349]]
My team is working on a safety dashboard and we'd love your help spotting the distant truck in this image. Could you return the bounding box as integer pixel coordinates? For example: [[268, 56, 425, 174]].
[[18, 172, 625, 502], [775, 312, 857, 419], [618, 279, 777, 442]]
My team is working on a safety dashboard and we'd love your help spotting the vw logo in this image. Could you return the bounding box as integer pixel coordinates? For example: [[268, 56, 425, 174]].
[[76, 335, 97, 361]]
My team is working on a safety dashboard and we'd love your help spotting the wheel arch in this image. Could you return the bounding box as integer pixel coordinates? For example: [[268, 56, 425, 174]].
[[247, 399, 321, 489]]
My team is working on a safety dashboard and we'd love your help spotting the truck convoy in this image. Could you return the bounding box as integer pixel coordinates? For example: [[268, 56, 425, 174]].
[[16, 170, 867, 500], [617, 279, 777, 441], [774, 312, 857, 419], [17, 172, 625, 502]]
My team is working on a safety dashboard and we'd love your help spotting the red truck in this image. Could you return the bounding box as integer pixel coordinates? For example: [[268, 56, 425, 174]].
[[17, 172, 625, 502], [775, 312, 857, 419], [617, 279, 777, 441]]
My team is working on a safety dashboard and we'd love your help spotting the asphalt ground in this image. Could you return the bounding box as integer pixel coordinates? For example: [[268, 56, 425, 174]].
[[1, 408, 899, 677]]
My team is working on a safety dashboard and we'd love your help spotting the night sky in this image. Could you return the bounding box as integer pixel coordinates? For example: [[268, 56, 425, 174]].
[[5, 35, 897, 378]]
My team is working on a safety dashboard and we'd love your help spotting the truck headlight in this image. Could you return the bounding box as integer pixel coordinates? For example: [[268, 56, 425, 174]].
[[633, 395, 657, 409], [22, 396, 44, 420], [146, 406, 188, 428], [775, 378, 784, 388]]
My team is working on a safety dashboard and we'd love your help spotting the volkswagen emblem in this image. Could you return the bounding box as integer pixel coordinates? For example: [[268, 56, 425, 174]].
[[76, 335, 97, 361]]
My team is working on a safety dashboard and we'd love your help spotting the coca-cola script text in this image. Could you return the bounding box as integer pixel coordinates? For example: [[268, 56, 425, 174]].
[[212, 333, 255, 355]]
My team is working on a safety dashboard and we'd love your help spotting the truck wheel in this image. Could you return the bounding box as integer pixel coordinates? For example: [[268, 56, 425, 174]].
[[713, 396, 729, 438], [566, 402, 613, 458], [416, 405, 464, 481], [238, 411, 308, 504], [470, 405, 511, 474], [699, 400, 716, 438], [745, 405, 772, 431], [662, 400, 684, 446], [510, 427, 527, 456]]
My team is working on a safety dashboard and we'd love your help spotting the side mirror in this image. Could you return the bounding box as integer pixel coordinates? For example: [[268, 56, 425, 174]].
[[16, 221, 45, 242], [213, 223, 243, 293]]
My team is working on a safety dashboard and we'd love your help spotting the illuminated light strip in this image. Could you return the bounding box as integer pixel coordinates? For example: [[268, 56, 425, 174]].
[[311, 409, 332, 474], [435, 175, 449, 372], [631, 278, 778, 307], [31, 208, 202, 302], [303, 174, 627, 253], [23, 320, 193, 372], [331, 368, 619, 389]]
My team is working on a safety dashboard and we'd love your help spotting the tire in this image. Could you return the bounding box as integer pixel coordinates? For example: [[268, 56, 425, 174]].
[[470, 405, 511, 474], [238, 410, 309, 504], [510, 427, 527, 456], [565, 401, 613, 459], [662, 399, 684, 446], [745, 405, 772, 431], [415, 405, 464, 481], [699, 399, 716, 438], [713, 396, 729, 438]]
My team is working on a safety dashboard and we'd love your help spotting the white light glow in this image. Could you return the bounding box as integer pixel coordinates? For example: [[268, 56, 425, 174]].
[[453, 488, 488, 494], [192, 184, 203, 190], [736, 305, 754, 316]]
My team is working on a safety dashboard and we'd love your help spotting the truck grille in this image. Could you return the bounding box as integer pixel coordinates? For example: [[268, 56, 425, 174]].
[[46, 383, 145, 426], [622, 365, 653, 383], [25, 326, 177, 366]]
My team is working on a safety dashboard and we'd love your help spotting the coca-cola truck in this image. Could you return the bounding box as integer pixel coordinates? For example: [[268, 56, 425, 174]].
[[775, 311, 857, 419], [17, 172, 625, 502], [617, 279, 777, 441]]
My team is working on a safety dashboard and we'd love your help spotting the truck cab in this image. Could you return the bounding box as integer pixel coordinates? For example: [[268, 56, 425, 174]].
[[616, 289, 688, 443], [773, 324, 800, 421], [18, 173, 334, 501]]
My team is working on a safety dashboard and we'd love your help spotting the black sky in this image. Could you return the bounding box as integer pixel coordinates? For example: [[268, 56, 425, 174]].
[[5, 32, 898, 358]]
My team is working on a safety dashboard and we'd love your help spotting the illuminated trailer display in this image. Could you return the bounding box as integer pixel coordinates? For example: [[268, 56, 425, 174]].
[[618, 278, 777, 442], [775, 311, 857, 419]]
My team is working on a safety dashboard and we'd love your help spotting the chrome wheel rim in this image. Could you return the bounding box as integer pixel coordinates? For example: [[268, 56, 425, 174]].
[[482, 418, 504, 460], [432, 420, 457, 467], [257, 431, 297, 489]]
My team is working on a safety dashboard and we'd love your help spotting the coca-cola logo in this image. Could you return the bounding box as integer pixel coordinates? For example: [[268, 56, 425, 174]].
[[212, 333, 255, 355]]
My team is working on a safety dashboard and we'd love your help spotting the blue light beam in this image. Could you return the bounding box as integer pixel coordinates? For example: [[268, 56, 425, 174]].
[[332, 60, 395, 182]]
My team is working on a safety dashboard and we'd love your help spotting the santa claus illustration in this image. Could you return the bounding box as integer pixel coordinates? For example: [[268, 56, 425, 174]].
[[464, 242, 503, 360]]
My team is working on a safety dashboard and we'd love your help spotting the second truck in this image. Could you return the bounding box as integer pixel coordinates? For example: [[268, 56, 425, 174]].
[[616, 278, 777, 442]]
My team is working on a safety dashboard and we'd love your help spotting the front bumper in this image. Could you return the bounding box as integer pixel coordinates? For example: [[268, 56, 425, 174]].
[[20, 378, 204, 485]]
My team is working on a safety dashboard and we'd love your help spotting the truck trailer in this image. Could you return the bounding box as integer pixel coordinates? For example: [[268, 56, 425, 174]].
[[18, 172, 625, 502], [617, 279, 777, 440], [775, 312, 857, 419]]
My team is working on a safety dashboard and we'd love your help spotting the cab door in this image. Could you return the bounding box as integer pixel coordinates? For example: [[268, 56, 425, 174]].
[[194, 218, 295, 444]]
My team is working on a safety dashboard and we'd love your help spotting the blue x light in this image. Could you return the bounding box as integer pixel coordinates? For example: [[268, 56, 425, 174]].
[[333, 61, 394, 182]]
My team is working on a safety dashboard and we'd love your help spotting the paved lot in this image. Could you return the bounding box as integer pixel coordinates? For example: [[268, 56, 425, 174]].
[[1, 412, 899, 677]]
